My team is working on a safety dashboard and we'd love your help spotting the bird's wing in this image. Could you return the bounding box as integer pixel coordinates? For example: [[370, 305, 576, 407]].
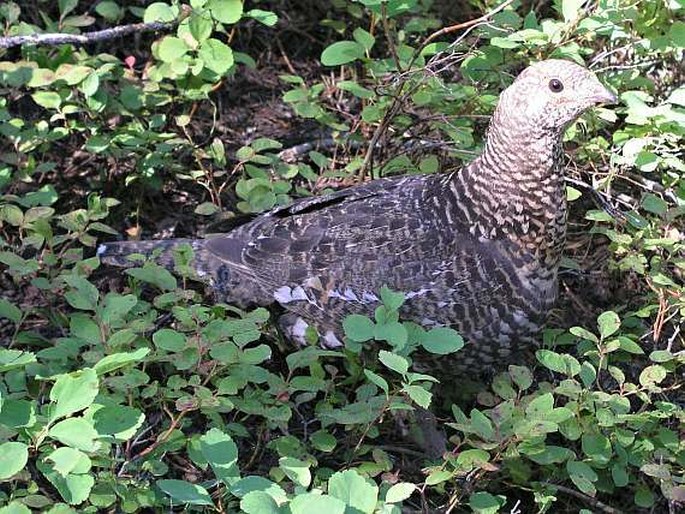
[[203, 173, 508, 314], [205, 174, 423, 274]]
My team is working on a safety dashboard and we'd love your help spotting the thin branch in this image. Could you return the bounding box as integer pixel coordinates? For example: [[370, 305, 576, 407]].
[[418, 0, 516, 52], [358, 0, 516, 177], [543, 482, 626, 514], [0, 20, 177, 50]]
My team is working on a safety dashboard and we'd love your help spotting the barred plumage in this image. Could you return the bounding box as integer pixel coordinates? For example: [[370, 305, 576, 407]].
[[99, 60, 615, 367]]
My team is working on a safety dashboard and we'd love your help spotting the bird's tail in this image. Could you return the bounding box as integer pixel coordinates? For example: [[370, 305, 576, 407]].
[[97, 239, 204, 270]]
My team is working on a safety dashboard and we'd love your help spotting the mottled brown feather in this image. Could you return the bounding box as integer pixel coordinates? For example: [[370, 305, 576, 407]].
[[99, 60, 615, 368]]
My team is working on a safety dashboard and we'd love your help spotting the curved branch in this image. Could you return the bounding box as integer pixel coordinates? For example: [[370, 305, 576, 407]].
[[0, 21, 176, 50]]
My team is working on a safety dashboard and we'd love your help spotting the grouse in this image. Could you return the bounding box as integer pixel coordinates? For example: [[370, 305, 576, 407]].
[[99, 59, 616, 367]]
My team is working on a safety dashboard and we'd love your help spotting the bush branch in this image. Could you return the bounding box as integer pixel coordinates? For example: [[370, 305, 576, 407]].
[[0, 21, 176, 50]]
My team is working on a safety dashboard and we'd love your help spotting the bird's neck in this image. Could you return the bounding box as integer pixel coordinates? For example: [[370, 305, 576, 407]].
[[452, 121, 567, 268]]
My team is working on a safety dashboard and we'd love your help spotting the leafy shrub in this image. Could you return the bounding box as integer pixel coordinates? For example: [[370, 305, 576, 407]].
[[0, 0, 683, 512]]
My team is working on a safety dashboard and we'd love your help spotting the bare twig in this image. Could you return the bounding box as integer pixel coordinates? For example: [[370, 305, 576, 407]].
[[381, 2, 401, 71], [0, 21, 177, 49], [418, 0, 516, 52], [543, 482, 625, 514], [565, 176, 629, 221], [358, 0, 516, 177]]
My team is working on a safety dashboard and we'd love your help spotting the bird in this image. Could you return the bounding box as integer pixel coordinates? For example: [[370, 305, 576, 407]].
[[98, 59, 616, 368]]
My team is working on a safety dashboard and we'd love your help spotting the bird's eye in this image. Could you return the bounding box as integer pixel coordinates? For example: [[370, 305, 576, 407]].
[[549, 79, 564, 93]]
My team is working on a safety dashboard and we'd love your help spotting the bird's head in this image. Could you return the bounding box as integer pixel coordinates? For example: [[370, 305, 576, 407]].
[[495, 59, 616, 135]]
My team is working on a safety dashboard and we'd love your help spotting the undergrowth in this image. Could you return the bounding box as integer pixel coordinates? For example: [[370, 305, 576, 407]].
[[0, 0, 683, 512]]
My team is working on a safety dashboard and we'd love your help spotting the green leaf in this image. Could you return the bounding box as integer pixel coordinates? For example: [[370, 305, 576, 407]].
[[641, 193, 668, 215], [469, 491, 503, 514], [570, 326, 599, 343], [374, 321, 407, 347], [321, 41, 365, 66], [328, 469, 378, 513], [639, 365, 667, 387], [290, 494, 346, 514], [95, 1, 122, 21], [144, 2, 177, 23], [32, 91, 62, 109], [153, 328, 187, 352], [157, 480, 213, 506], [45, 447, 89, 477], [597, 311, 620, 339], [200, 428, 239, 485], [536, 349, 567, 374], [79, 72, 99, 97], [490, 36, 519, 49], [63, 275, 99, 311], [49, 418, 99, 452], [0, 349, 36, 372], [309, 430, 337, 452], [380, 286, 405, 310], [640, 463, 671, 480], [240, 491, 281, 514], [364, 369, 389, 395], [55, 64, 93, 85], [385, 482, 415, 503], [403, 384, 432, 408], [526, 445, 573, 465], [38, 451, 94, 504], [0, 399, 36, 429], [246, 9, 277, 26], [62, 14, 96, 28], [199, 38, 234, 75], [612, 464, 629, 487], [470, 409, 495, 440], [0, 298, 22, 323], [420, 327, 464, 355], [59, 0, 78, 17], [189, 12, 213, 43], [157, 36, 189, 62], [209, 0, 243, 24], [70, 314, 99, 344], [491, 373, 516, 400], [0, 442, 28, 479], [100, 293, 137, 325], [581, 433, 612, 465], [0, 204, 23, 226], [279, 457, 311, 487], [230, 476, 287, 502], [649, 350, 674, 363], [194, 201, 220, 216], [343, 314, 375, 342], [353, 27, 375, 51], [526, 393, 554, 419], [91, 404, 145, 441], [634, 484, 655, 508], [456, 448, 490, 470], [566, 186, 582, 201], [561, 0, 584, 22], [378, 350, 408, 375], [669, 21, 685, 47], [126, 264, 177, 290], [509, 365, 533, 390], [0, 502, 31, 514], [337, 80, 374, 98], [49, 368, 99, 422], [566, 460, 598, 497], [93, 348, 150, 375], [618, 336, 644, 354]]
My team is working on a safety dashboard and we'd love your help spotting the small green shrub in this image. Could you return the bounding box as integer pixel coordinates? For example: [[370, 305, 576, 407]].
[[0, 0, 682, 512]]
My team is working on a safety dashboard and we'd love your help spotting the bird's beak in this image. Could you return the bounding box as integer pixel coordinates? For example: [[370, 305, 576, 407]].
[[589, 83, 617, 105]]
